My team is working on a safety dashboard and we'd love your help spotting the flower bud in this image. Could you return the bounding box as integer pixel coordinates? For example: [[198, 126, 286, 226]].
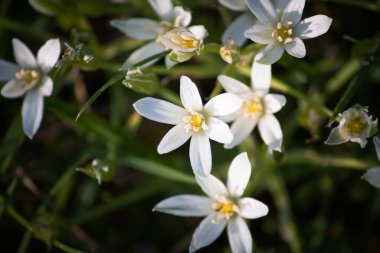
[[219, 38, 240, 64]]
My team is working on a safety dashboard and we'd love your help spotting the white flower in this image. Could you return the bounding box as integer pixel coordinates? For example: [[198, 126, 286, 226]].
[[325, 105, 378, 148], [362, 137, 380, 189], [0, 38, 61, 139], [218, 61, 286, 151], [153, 152, 269, 253], [133, 76, 242, 176], [244, 0, 332, 64], [110, 0, 207, 69]]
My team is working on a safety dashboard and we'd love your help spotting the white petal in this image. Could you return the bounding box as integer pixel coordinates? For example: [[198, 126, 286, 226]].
[[274, 0, 290, 11], [255, 44, 284, 65], [12, 39, 36, 68], [324, 127, 347, 146], [39, 76, 53, 96], [157, 124, 191, 154], [189, 214, 227, 253], [22, 90, 44, 139], [0, 60, 19, 81], [1, 79, 28, 98], [120, 41, 165, 69], [264, 94, 286, 114], [238, 197, 269, 219], [37, 38, 61, 73], [285, 37, 306, 58], [190, 134, 212, 176], [180, 75, 203, 112], [251, 61, 271, 95], [227, 152, 251, 197], [295, 15, 333, 39], [223, 13, 256, 46], [153, 195, 213, 216], [196, 174, 228, 198], [373, 137, 380, 161], [227, 217, 252, 253], [218, 112, 240, 123], [258, 114, 283, 151], [350, 138, 368, 148], [188, 25, 208, 40], [218, 75, 250, 94], [110, 18, 162, 40], [244, 22, 274, 45], [148, 0, 175, 21], [246, 0, 278, 24], [133, 97, 186, 125], [174, 6, 192, 27], [204, 117, 233, 144], [28, 0, 55, 15], [205, 93, 242, 117], [219, 0, 247, 11], [281, 0, 305, 24], [362, 167, 380, 189], [225, 116, 258, 149], [165, 55, 178, 69]]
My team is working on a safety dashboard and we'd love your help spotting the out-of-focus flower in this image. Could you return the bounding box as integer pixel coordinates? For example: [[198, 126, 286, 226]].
[[0, 38, 60, 139], [218, 61, 286, 151], [220, 38, 240, 64], [153, 152, 269, 253], [244, 0, 332, 64], [325, 105, 377, 148], [111, 0, 207, 69], [133, 76, 242, 176], [28, 0, 55, 15], [362, 137, 380, 189]]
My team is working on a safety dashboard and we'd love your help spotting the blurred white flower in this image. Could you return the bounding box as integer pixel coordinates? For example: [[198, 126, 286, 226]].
[[362, 137, 380, 189], [325, 105, 377, 148], [28, 0, 55, 15], [218, 61, 286, 151], [244, 0, 332, 64], [133, 76, 242, 176], [0, 38, 60, 139], [110, 0, 207, 69], [153, 152, 269, 253]]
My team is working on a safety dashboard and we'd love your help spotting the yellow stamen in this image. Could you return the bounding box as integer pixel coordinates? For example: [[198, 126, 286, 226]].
[[15, 69, 39, 86], [212, 200, 237, 221], [240, 98, 263, 117], [183, 112, 207, 133], [272, 21, 294, 44]]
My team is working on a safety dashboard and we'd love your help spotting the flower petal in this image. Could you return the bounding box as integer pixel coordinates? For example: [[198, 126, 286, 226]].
[[190, 134, 212, 176], [324, 127, 347, 146], [1, 79, 28, 98], [281, 0, 305, 24], [204, 93, 242, 117], [189, 214, 228, 253], [362, 167, 380, 189], [174, 6, 192, 27], [373, 137, 380, 161], [251, 61, 271, 95], [39, 76, 53, 96], [218, 75, 250, 95], [227, 216, 252, 253], [133, 97, 186, 125], [195, 174, 228, 198], [244, 22, 274, 45], [223, 13, 256, 46], [157, 124, 191, 154], [274, 0, 290, 11], [110, 18, 162, 40], [238, 197, 269, 219], [120, 41, 165, 69], [22, 90, 44, 139], [12, 38, 37, 69], [219, 0, 247, 11], [165, 55, 178, 69], [255, 44, 284, 65], [28, 0, 55, 15], [225, 116, 258, 149], [37, 38, 61, 73], [284, 37, 306, 58], [258, 114, 283, 151], [180, 75, 203, 112], [246, 0, 278, 24], [264, 94, 286, 114], [0, 60, 19, 81], [188, 25, 208, 40], [227, 152, 251, 197], [204, 117, 233, 144], [148, 0, 175, 21], [295, 15, 332, 39], [153, 195, 213, 216]]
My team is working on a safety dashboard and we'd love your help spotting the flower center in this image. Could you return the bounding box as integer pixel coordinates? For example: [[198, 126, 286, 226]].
[[272, 21, 293, 44], [183, 111, 208, 133], [15, 69, 39, 87], [240, 97, 263, 118], [345, 118, 366, 134], [211, 196, 238, 222], [170, 34, 199, 49]]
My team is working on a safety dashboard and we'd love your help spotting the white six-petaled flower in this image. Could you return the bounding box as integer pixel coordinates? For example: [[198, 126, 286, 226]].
[[0, 38, 61, 139], [244, 0, 332, 64], [218, 61, 286, 151], [153, 152, 269, 253], [133, 75, 242, 176]]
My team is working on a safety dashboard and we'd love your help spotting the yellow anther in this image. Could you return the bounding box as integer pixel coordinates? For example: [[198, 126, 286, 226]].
[[183, 112, 207, 133], [212, 200, 236, 221], [273, 21, 293, 44], [190, 114, 204, 128], [15, 69, 39, 86], [240, 98, 263, 117]]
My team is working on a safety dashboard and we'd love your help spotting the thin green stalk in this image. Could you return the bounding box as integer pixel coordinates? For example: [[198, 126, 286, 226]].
[[16, 230, 32, 253], [325, 59, 360, 95]]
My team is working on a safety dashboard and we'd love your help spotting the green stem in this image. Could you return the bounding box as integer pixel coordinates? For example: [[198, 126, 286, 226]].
[[325, 59, 360, 95]]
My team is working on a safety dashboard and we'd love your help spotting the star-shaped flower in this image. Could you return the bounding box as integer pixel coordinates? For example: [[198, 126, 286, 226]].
[[153, 152, 269, 253]]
